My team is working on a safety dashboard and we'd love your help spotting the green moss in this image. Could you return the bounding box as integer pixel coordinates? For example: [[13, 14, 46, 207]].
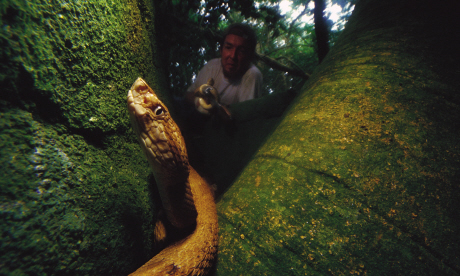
[[1, 0, 167, 133], [0, 104, 159, 275], [1, 0, 168, 274], [216, 0, 460, 275]]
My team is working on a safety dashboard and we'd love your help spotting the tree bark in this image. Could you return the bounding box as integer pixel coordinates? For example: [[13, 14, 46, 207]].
[[314, 0, 329, 63], [215, 0, 460, 274]]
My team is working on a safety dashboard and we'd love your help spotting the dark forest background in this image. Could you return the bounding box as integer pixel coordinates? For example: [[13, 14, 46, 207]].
[[154, 0, 355, 97]]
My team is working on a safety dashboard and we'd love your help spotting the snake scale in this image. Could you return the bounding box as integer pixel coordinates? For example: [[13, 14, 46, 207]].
[[127, 78, 218, 275]]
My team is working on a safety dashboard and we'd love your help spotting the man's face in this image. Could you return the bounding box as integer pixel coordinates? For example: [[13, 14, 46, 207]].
[[220, 34, 252, 79]]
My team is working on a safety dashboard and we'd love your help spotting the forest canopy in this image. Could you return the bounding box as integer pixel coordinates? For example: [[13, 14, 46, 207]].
[[155, 0, 355, 98]]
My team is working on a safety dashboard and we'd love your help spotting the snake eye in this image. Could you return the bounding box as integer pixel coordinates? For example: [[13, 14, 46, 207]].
[[154, 106, 165, 116]]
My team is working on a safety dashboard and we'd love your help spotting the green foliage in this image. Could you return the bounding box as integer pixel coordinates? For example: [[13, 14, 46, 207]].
[[250, 7, 317, 95]]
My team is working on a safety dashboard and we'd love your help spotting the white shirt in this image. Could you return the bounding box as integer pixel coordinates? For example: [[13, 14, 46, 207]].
[[187, 58, 263, 105]]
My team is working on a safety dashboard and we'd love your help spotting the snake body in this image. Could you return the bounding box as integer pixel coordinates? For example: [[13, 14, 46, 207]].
[[127, 78, 218, 275]]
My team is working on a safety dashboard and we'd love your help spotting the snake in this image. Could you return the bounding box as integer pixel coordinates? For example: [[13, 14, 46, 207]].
[[193, 78, 232, 121], [127, 77, 218, 275]]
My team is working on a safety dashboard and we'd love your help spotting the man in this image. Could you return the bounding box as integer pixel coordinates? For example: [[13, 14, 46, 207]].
[[186, 23, 263, 110]]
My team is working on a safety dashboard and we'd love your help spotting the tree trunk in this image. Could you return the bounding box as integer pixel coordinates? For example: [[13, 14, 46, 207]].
[[314, 0, 329, 63], [0, 0, 168, 274], [216, 0, 460, 274]]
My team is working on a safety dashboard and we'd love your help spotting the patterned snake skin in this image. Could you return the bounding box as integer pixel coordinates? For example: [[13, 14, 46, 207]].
[[127, 78, 218, 275]]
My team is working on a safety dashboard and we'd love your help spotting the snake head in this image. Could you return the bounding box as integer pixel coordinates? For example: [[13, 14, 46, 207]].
[[127, 78, 188, 170]]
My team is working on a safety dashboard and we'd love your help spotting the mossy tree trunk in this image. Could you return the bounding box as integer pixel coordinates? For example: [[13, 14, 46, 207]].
[[216, 0, 460, 275], [1, 0, 169, 275]]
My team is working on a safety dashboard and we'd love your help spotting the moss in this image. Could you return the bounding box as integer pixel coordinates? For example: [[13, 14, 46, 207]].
[[1, 0, 166, 133], [0, 0, 168, 274], [0, 104, 159, 275], [216, 0, 460, 275]]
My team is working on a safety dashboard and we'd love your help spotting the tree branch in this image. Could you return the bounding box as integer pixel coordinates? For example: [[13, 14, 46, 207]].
[[255, 53, 310, 80], [275, 56, 307, 74], [288, 3, 309, 38]]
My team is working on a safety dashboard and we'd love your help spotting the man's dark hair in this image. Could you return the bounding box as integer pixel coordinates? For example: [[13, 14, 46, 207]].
[[221, 23, 257, 57]]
